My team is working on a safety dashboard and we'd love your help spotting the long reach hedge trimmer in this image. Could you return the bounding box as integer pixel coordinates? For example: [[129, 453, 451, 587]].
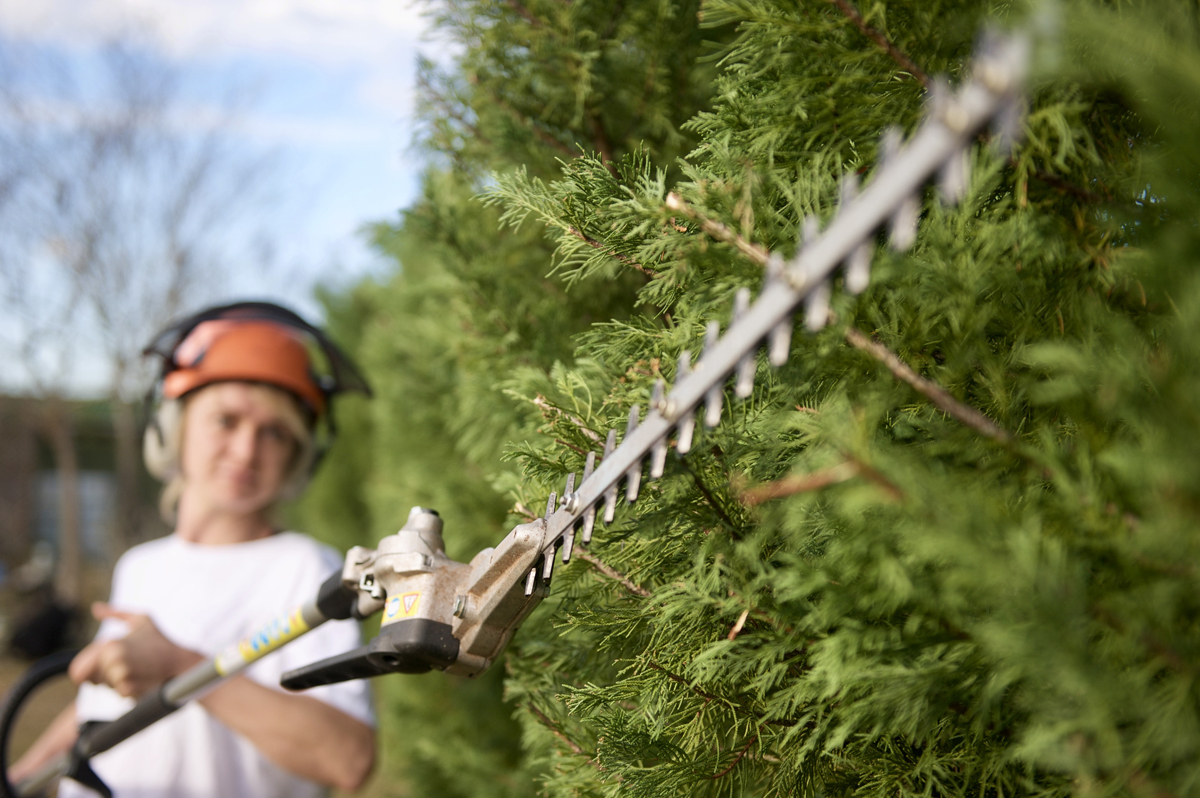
[[2, 31, 1027, 798]]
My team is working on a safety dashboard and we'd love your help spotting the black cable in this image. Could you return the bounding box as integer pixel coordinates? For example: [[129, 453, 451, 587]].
[[0, 649, 79, 798]]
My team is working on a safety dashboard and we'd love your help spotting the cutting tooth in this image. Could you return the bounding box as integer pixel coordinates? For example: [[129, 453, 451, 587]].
[[603, 430, 618, 524], [544, 492, 557, 520], [839, 175, 871, 294], [562, 473, 576, 510], [625, 405, 642, 503], [733, 289, 755, 397], [890, 193, 919, 251], [581, 451, 597, 545], [939, 146, 970, 204], [764, 252, 784, 284], [675, 351, 696, 454], [845, 244, 871, 294], [542, 546, 556, 580], [805, 280, 832, 331], [524, 566, 537, 596], [769, 319, 792, 366], [763, 254, 792, 366], [993, 95, 1025, 155], [561, 525, 575, 563], [649, 383, 668, 478], [703, 321, 723, 427]]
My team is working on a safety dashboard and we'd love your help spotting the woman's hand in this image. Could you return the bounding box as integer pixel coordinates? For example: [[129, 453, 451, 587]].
[[68, 603, 203, 697]]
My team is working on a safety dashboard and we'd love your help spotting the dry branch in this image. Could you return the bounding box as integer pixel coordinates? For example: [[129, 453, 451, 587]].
[[567, 226, 656, 277], [666, 193, 770, 266], [827, 0, 930, 87], [574, 549, 652, 597], [740, 461, 860, 506], [845, 327, 1012, 444]]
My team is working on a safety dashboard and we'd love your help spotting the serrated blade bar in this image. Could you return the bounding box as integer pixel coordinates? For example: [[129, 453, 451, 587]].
[[533, 35, 1025, 551]]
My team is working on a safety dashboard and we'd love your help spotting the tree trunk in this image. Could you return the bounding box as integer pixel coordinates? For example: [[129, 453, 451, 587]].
[[111, 397, 142, 558], [42, 398, 83, 606]]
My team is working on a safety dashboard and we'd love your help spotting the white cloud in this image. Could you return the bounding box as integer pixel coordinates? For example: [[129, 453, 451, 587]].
[[0, 0, 435, 66]]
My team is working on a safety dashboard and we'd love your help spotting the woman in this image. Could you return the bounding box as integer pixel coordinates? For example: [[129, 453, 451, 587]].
[[10, 304, 377, 797]]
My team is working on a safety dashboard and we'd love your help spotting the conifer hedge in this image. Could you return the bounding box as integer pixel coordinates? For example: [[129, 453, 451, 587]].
[[301, 1, 1200, 795]]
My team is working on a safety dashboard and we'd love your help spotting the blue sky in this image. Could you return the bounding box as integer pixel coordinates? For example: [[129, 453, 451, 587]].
[[0, 0, 448, 393], [0, 0, 442, 306]]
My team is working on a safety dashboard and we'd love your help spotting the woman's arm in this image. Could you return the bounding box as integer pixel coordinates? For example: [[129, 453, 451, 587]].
[[71, 603, 376, 791], [7, 703, 78, 784], [200, 676, 375, 790]]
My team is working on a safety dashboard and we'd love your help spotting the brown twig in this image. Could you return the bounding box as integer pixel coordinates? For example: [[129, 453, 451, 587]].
[[647, 661, 728, 704], [827, 0, 930, 88], [574, 549, 651, 597], [1031, 169, 1110, 204], [844, 453, 905, 501], [526, 704, 586, 755], [567, 226, 657, 278], [740, 461, 860, 506], [845, 327, 1012, 444], [727, 608, 750, 640], [533, 394, 603, 443], [711, 734, 759, 779], [513, 501, 539, 521], [554, 438, 587, 456], [666, 193, 770, 266]]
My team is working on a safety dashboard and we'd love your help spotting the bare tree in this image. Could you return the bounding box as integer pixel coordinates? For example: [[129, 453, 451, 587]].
[[0, 31, 277, 597]]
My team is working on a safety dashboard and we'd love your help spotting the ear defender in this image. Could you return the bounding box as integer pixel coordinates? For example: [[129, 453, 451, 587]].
[[143, 398, 184, 481]]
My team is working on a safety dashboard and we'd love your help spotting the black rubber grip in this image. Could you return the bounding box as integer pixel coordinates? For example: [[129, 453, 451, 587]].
[[280, 644, 391, 690], [0, 649, 79, 798], [315, 570, 358, 621], [79, 687, 177, 757]]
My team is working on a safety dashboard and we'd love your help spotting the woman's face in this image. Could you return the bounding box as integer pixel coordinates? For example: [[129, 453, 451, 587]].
[[180, 382, 298, 516]]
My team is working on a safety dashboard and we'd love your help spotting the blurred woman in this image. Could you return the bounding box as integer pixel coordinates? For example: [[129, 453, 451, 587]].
[[10, 303, 376, 797]]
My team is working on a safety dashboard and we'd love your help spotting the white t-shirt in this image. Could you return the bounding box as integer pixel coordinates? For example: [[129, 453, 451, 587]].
[[60, 532, 374, 798]]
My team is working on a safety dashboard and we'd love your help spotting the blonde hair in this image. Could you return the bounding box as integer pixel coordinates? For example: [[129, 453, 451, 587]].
[[154, 382, 316, 523]]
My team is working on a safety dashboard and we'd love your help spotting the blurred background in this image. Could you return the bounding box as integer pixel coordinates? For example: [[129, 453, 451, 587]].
[[0, 0, 437, 635], [0, 6, 442, 790]]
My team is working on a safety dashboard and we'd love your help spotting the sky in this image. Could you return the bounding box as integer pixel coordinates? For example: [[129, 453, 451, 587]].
[[0, 0, 445, 393]]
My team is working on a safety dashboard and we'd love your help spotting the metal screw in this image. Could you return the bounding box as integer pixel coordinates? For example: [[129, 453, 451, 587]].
[[453, 595, 468, 618]]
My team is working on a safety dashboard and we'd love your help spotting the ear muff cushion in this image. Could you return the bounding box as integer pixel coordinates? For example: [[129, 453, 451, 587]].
[[143, 399, 183, 481]]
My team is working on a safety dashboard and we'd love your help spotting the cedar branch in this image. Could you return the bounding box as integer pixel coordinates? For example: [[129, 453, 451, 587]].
[[533, 394, 603, 443], [678, 456, 741, 533], [845, 327, 1012, 444], [711, 734, 759, 779], [555, 438, 588, 456], [526, 704, 586, 756], [567, 226, 656, 277], [575, 549, 652, 597], [666, 193, 770, 266], [827, 0, 930, 88]]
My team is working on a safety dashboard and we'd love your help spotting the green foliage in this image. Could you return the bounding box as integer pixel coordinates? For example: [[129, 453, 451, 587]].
[[307, 0, 1200, 796]]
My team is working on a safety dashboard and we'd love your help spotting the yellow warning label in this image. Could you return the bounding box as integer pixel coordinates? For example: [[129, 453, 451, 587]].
[[382, 591, 421, 624]]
